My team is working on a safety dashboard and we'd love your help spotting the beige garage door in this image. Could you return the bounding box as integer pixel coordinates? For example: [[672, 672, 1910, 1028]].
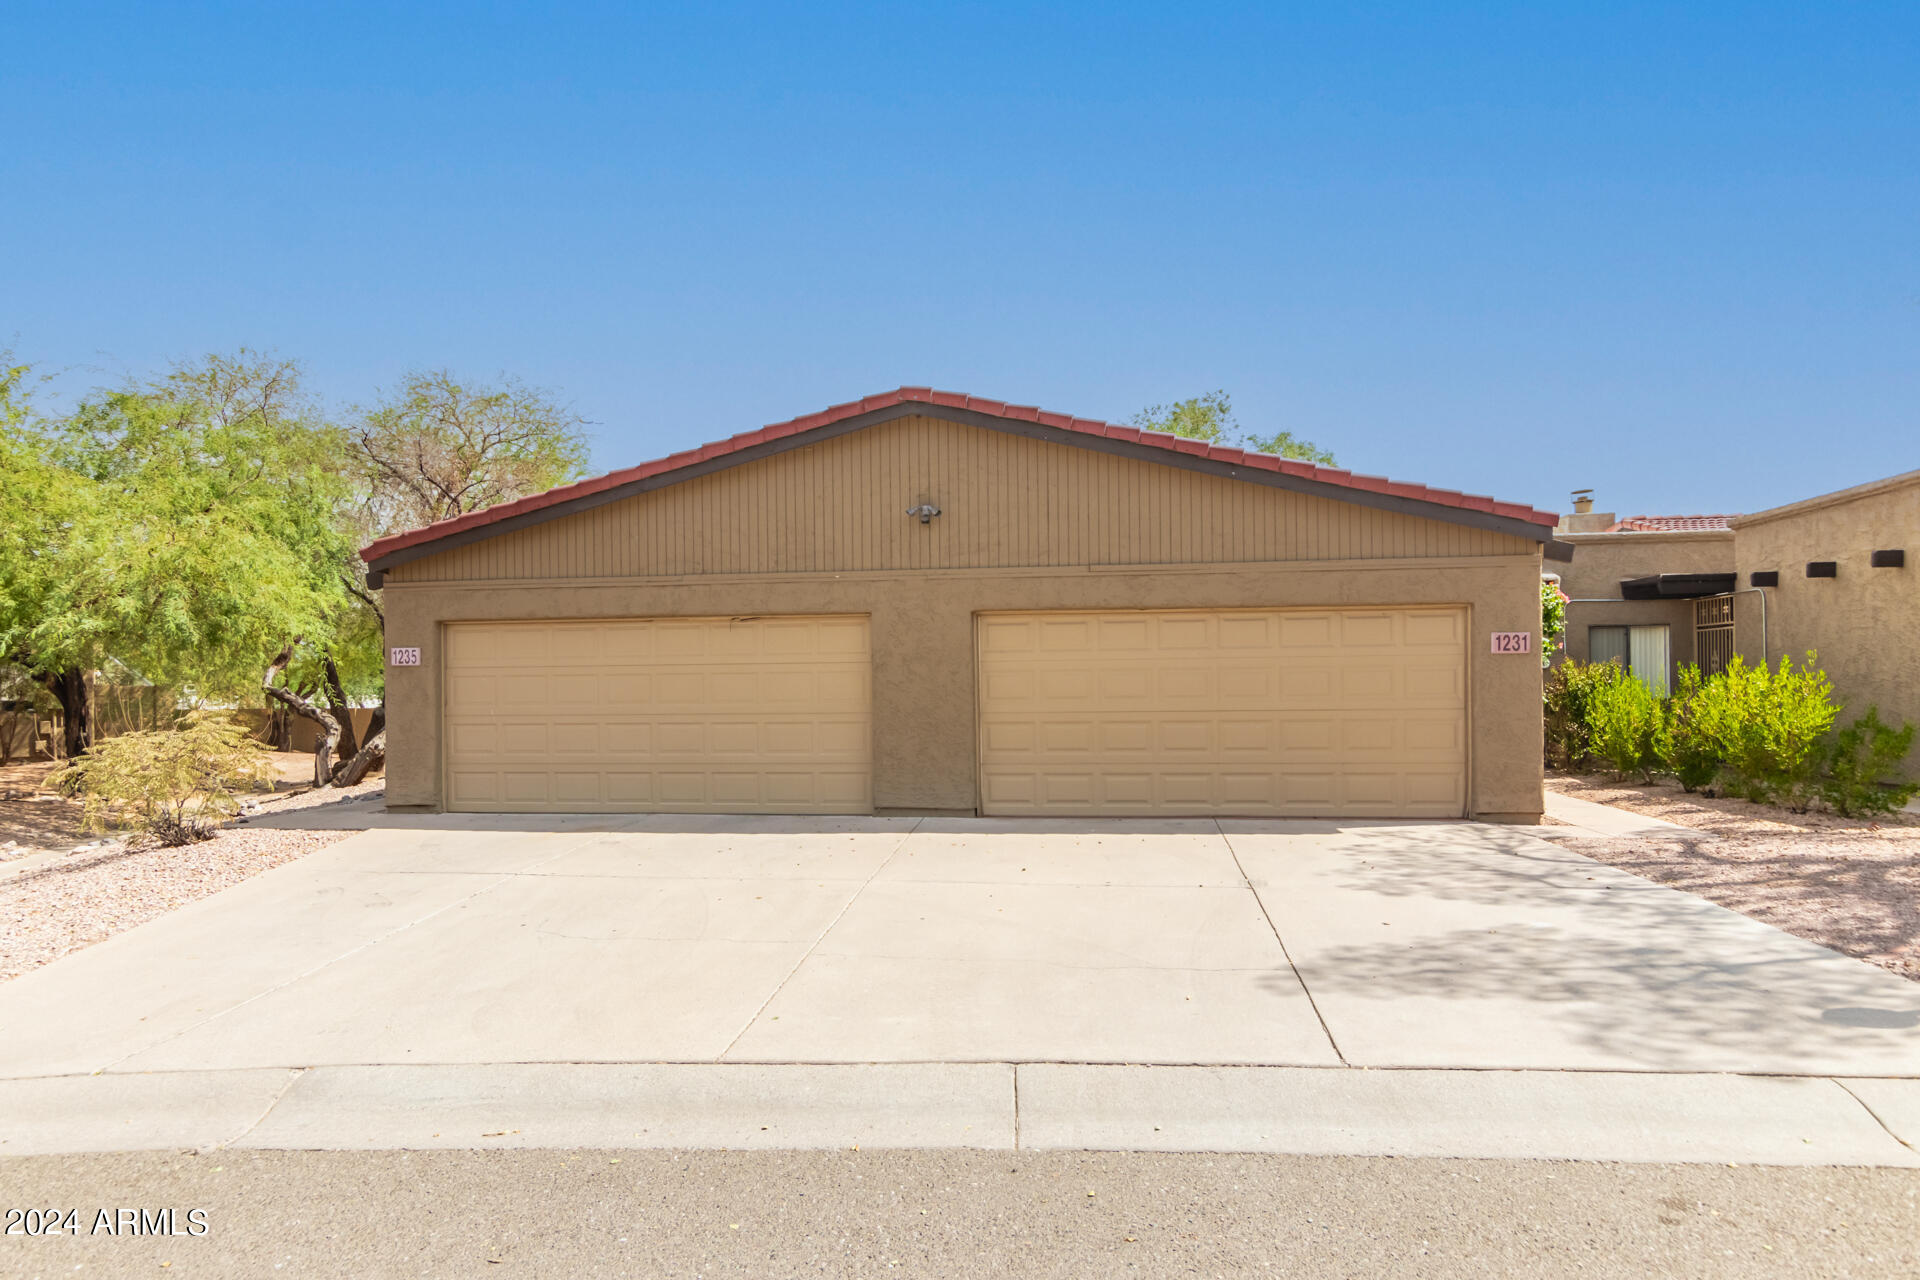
[[977, 607, 1466, 818], [444, 615, 871, 813]]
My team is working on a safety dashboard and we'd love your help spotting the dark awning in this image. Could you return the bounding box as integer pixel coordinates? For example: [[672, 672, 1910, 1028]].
[[1618, 573, 1737, 600]]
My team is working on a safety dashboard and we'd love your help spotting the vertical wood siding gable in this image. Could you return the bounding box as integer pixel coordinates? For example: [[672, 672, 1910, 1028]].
[[389, 415, 1531, 582]]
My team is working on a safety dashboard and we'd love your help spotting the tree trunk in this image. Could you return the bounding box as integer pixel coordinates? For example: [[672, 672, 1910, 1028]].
[[333, 727, 385, 786], [263, 644, 340, 788], [42, 668, 92, 759], [322, 655, 359, 759]]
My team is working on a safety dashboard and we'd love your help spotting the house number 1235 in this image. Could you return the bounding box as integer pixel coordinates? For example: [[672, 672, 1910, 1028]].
[[1490, 632, 1532, 655], [389, 647, 422, 667]]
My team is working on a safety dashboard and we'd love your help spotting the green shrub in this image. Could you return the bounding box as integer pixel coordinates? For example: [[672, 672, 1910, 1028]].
[[1709, 653, 1838, 810], [48, 711, 273, 845], [1816, 708, 1920, 818], [1588, 671, 1664, 782], [1540, 579, 1568, 669], [1658, 664, 1725, 792], [1544, 659, 1623, 770]]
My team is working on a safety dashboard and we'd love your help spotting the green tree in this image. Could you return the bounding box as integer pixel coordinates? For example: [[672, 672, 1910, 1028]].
[[0, 352, 358, 761], [1131, 390, 1335, 465]]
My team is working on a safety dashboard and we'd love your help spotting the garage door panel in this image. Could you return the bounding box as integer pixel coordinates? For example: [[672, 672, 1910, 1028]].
[[1157, 617, 1212, 649], [980, 669, 1035, 704], [498, 675, 547, 710], [446, 721, 500, 756], [1096, 617, 1151, 650], [547, 674, 603, 708], [1041, 773, 1096, 804], [978, 619, 1035, 653], [548, 629, 604, 665], [816, 772, 871, 805], [1404, 664, 1465, 701], [1279, 667, 1336, 701], [603, 722, 653, 756], [502, 772, 550, 803], [978, 607, 1466, 818], [606, 773, 653, 803], [1338, 668, 1396, 700], [444, 616, 871, 813], [981, 722, 1035, 754], [1040, 721, 1095, 753], [1278, 614, 1334, 647], [1100, 773, 1154, 805], [448, 771, 500, 804], [1405, 717, 1463, 753], [1099, 721, 1153, 754], [552, 772, 602, 804], [1404, 611, 1463, 646], [1217, 719, 1272, 753], [1158, 721, 1213, 753], [500, 722, 550, 755], [1406, 772, 1466, 808]]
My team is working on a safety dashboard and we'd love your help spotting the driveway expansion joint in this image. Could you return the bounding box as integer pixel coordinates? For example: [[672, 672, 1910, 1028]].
[[1217, 820, 1348, 1067], [717, 818, 925, 1060]]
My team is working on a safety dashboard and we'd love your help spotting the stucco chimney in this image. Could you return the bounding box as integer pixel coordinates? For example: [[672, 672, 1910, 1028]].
[[1558, 489, 1616, 534]]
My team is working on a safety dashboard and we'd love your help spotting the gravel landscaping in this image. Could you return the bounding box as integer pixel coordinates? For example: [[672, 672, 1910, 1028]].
[[0, 766, 381, 983], [1546, 772, 1920, 983]]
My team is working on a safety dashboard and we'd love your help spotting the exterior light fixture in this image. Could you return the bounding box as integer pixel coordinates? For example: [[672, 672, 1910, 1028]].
[[906, 503, 941, 524], [1749, 570, 1779, 587], [1806, 561, 1837, 579], [1871, 549, 1905, 568]]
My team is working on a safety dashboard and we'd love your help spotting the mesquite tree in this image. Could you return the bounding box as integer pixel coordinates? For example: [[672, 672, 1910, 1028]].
[[0, 351, 360, 761]]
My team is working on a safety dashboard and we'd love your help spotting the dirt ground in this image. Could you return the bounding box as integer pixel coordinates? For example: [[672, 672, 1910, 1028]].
[[0, 754, 384, 981], [0, 752, 335, 860], [1547, 772, 1920, 983]]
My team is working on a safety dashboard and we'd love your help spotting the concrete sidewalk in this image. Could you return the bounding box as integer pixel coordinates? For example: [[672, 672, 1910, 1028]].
[[1, 1063, 1916, 1165], [1541, 790, 1696, 838]]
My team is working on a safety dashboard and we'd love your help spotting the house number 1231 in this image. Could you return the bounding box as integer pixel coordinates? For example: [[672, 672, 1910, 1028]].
[[1490, 632, 1532, 655]]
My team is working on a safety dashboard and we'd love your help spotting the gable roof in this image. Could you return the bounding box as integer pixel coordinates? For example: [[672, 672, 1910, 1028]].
[[360, 387, 1563, 575], [1606, 514, 1736, 532]]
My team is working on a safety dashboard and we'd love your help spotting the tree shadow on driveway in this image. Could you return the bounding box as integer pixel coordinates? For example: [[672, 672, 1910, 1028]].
[[1235, 826, 1920, 1074]]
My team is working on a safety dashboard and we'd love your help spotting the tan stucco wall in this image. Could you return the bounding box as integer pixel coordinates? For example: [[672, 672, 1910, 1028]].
[[382, 555, 1547, 819], [1733, 473, 1920, 777], [1552, 531, 1735, 680]]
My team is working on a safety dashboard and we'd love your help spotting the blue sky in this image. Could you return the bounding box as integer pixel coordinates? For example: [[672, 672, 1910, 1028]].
[[4, 2, 1915, 517]]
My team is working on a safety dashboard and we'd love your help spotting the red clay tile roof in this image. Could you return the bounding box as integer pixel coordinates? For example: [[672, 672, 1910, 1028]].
[[360, 387, 1561, 564], [1605, 515, 1737, 532]]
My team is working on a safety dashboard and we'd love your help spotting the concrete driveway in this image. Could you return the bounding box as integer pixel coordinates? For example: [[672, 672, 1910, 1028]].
[[3, 815, 1918, 1162]]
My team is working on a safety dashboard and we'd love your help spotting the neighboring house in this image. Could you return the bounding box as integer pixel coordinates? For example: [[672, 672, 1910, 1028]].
[[360, 388, 1564, 820], [1552, 505, 1737, 695], [1550, 469, 1919, 776]]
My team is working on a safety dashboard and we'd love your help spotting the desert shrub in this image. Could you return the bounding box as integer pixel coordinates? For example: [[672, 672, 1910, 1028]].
[[1588, 671, 1664, 782], [1708, 653, 1838, 810], [48, 711, 273, 845], [1816, 708, 1920, 818], [1544, 659, 1622, 769], [1658, 664, 1725, 792]]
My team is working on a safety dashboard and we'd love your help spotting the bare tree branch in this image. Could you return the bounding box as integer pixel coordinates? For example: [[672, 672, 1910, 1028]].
[[262, 641, 341, 789]]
